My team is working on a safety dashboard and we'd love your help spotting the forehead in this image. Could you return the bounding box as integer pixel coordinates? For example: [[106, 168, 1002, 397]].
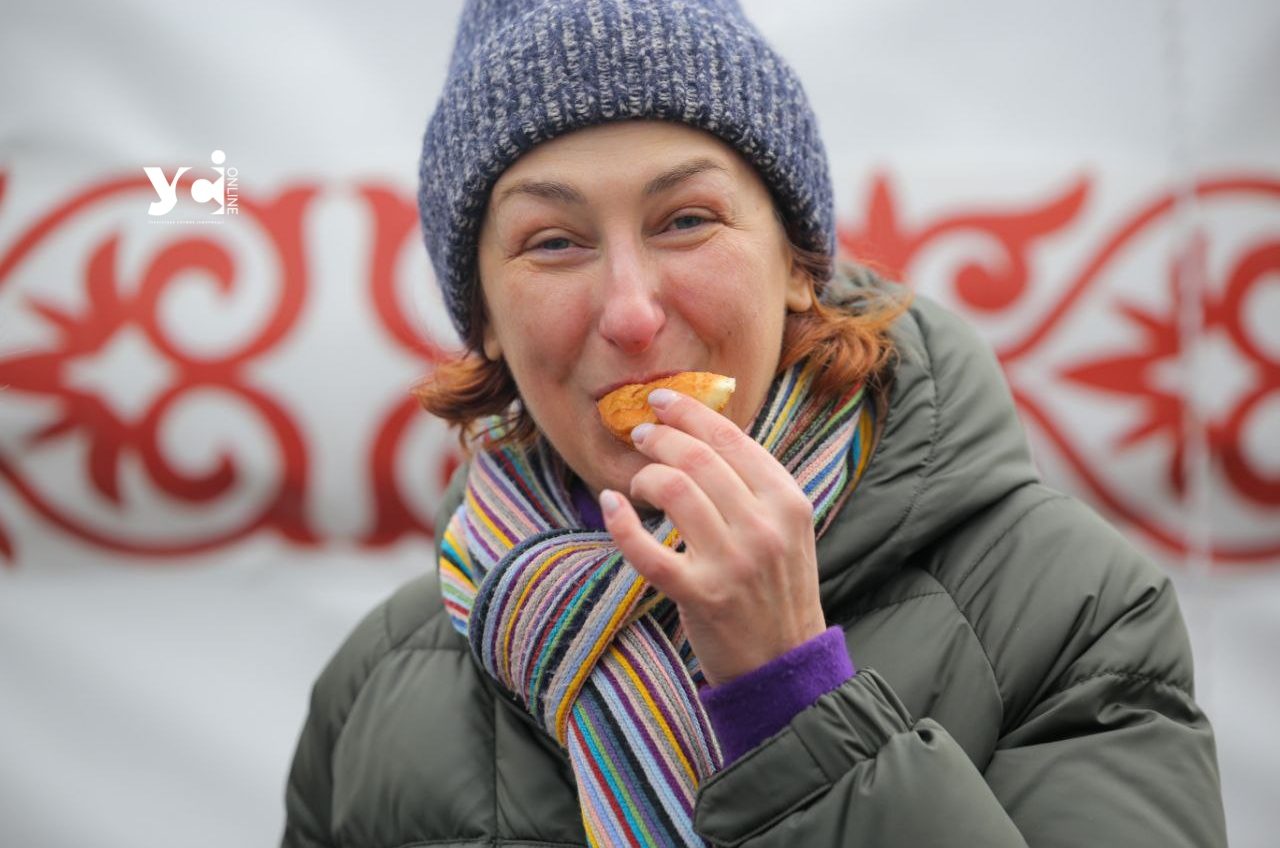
[[489, 120, 762, 200]]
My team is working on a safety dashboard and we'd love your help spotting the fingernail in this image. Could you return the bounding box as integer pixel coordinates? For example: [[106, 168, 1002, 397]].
[[648, 388, 677, 409], [630, 422, 654, 444], [599, 489, 623, 516]]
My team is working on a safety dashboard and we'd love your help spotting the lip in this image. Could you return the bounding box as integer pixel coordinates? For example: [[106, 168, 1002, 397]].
[[592, 370, 683, 401]]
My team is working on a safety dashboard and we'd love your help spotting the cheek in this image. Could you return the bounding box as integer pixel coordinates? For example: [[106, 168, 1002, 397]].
[[666, 239, 785, 338], [491, 280, 592, 375]]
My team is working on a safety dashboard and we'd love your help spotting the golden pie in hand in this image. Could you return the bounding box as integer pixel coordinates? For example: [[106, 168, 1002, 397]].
[[597, 371, 736, 445]]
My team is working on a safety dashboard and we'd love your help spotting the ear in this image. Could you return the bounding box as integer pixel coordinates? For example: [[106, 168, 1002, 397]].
[[482, 322, 503, 361], [785, 264, 814, 313]]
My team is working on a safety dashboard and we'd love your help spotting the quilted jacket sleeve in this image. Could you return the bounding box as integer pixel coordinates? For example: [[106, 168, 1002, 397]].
[[694, 665, 1222, 847], [281, 600, 393, 848], [281, 683, 339, 848], [694, 669, 1030, 846], [691, 500, 1226, 847]]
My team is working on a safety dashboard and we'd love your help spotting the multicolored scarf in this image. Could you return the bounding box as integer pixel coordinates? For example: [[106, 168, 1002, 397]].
[[438, 361, 876, 847]]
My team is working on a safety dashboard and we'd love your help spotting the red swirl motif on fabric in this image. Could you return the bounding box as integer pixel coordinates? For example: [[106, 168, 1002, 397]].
[[844, 173, 1091, 315], [841, 173, 1280, 565], [0, 172, 318, 561], [360, 185, 461, 547], [3, 169, 1273, 566]]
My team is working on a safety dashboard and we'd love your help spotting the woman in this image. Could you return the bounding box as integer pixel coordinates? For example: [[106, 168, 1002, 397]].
[[283, 1, 1227, 846]]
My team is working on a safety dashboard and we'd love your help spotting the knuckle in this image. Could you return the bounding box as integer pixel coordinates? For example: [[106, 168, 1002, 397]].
[[634, 551, 668, 580], [749, 520, 789, 557], [629, 467, 660, 500], [629, 464, 654, 490], [696, 581, 734, 615], [680, 442, 717, 474], [708, 421, 746, 451], [656, 470, 692, 504], [783, 493, 814, 524]]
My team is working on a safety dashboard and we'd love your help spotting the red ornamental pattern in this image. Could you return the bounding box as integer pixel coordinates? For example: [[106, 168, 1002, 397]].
[[0, 169, 1276, 566], [359, 185, 461, 547], [841, 173, 1280, 564], [0, 173, 318, 562]]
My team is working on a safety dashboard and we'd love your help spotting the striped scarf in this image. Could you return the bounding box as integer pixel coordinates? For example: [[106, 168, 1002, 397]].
[[438, 360, 876, 847]]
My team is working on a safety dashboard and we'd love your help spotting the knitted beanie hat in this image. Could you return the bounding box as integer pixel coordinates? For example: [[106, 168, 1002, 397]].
[[418, 0, 835, 339]]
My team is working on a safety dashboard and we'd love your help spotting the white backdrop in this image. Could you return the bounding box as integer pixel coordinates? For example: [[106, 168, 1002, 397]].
[[1, 1, 1277, 846]]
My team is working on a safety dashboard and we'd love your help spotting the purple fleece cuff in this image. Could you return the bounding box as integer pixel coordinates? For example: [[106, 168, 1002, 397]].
[[699, 626, 855, 766]]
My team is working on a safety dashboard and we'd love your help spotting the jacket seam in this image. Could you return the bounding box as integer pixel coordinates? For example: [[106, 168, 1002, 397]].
[[911, 570, 1006, 736], [734, 785, 831, 848], [1053, 668, 1193, 699], [327, 627, 506, 848], [867, 305, 942, 560], [327, 605, 462, 837], [836, 588, 949, 622], [329, 601, 394, 751], [384, 600, 459, 654], [697, 778, 831, 848], [951, 492, 1070, 597], [327, 602, 395, 847], [938, 493, 1073, 723]]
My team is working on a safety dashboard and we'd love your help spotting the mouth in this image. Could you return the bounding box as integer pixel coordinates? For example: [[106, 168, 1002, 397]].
[[592, 370, 682, 402]]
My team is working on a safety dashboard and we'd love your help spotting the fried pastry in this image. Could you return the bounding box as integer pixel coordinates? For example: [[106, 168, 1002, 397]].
[[597, 371, 735, 445]]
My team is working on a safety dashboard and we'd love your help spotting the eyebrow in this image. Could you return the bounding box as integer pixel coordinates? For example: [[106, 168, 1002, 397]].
[[495, 179, 586, 207], [494, 157, 729, 208], [642, 157, 729, 196]]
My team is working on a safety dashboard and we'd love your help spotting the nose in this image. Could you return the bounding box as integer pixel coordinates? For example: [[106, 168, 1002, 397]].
[[597, 241, 666, 355]]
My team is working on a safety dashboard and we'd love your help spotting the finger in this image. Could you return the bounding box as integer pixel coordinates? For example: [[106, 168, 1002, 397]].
[[647, 388, 796, 498], [628, 462, 729, 558], [599, 489, 690, 603], [630, 421, 756, 527]]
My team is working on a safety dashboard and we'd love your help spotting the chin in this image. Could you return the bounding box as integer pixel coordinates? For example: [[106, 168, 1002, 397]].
[[566, 438, 662, 518], [574, 434, 647, 498]]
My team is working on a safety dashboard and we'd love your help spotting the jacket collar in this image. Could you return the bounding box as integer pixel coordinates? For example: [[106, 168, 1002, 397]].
[[814, 291, 1039, 610]]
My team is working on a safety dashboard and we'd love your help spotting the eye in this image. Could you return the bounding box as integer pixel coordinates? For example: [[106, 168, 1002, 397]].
[[532, 236, 574, 252], [668, 214, 709, 231]]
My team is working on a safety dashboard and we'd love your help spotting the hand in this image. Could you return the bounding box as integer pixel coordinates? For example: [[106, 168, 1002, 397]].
[[599, 388, 827, 686]]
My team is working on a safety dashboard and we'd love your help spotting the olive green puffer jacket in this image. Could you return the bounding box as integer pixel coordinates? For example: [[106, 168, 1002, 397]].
[[282, 297, 1226, 847]]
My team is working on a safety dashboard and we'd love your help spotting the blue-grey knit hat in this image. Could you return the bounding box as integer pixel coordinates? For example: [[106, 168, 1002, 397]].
[[419, 0, 835, 340]]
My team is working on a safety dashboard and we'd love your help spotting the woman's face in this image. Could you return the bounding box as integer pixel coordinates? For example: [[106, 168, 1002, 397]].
[[477, 121, 811, 500]]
